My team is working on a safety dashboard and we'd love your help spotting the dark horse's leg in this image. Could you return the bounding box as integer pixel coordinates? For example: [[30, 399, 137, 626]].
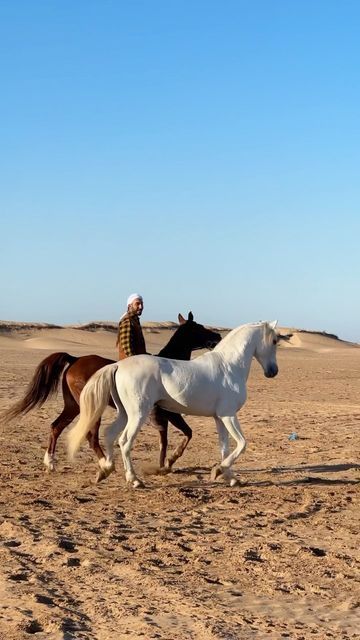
[[153, 407, 192, 469]]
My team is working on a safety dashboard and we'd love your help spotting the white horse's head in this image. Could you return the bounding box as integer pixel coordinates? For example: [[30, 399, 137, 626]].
[[254, 321, 279, 378]]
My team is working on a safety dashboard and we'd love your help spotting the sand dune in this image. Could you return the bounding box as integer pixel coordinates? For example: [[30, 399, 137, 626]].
[[0, 320, 357, 354], [0, 320, 359, 639], [279, 328, 359, 352]]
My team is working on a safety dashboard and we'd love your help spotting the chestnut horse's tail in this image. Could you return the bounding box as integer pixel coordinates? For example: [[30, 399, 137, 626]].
[[1, 352, 78, 423], [67, 362, 118, 460]]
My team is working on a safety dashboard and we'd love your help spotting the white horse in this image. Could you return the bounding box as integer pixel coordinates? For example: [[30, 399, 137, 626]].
[[68, 321, 279, 488]]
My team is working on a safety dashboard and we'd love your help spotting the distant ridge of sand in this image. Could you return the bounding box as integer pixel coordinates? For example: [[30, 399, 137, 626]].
[[0, 321, 62, 333], [297, 329, 340, 341], [0, 320, 226, 334], [0, 320, 176, 334], [0, 320, 358, 349]]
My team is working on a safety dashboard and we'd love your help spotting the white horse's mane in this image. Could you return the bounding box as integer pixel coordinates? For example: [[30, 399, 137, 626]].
[[213, 321, 274, 351]]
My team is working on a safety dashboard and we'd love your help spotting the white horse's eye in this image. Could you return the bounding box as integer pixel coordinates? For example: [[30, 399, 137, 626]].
[[273, 339, 277, 345]]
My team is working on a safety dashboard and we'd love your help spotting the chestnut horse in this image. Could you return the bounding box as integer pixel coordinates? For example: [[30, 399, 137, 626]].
[[2, 313, 221, 479]]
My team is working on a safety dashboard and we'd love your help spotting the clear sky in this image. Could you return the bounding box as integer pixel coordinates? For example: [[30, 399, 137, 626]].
[[1, 1, 359, 342]]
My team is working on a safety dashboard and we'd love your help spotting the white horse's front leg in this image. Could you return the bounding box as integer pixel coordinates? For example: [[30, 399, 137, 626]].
[[214, 416, 231, 460], [211, 415, 246, 486], [211, 417, 236, 485]]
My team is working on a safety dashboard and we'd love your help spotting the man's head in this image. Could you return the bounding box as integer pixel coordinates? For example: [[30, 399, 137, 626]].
[[127, 293, 144, 316]]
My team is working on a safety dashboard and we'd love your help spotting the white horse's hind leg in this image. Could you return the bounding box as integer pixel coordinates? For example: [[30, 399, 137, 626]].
[[211, 415, 246, 486], [119, 408, 150, 488], [96, 408, 127, 483]]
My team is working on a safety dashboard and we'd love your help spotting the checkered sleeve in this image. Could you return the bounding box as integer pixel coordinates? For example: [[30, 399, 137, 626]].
[[117, 317, 133, 356]]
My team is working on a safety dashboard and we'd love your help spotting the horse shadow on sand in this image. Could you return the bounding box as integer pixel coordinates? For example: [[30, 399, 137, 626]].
[[162, 462, 360, 489]]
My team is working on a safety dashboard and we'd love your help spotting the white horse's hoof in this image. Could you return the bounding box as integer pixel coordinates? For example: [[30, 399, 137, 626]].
[[229, 477, 239, 487], [133, 479, 145, 489], [210, 464, 222, 481]]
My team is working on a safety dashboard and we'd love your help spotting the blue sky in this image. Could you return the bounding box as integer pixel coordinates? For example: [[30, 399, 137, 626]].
[[1, 1, 359, 341]]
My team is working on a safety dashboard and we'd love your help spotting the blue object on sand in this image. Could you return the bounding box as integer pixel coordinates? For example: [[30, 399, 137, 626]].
[[288, 432, 299, 441]]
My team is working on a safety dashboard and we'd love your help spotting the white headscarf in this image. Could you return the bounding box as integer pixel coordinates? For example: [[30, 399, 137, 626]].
[[127, 293, 143, 307]]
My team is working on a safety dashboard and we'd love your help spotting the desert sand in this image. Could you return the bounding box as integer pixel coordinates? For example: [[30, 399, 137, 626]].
[[0, 320, 359, 640]]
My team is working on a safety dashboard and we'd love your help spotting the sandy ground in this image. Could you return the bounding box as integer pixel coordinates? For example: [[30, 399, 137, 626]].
[[0, 322, 359, 640]]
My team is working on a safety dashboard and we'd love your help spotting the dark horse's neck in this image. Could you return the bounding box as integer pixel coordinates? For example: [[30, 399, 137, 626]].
[[158, 327, 192, 361]]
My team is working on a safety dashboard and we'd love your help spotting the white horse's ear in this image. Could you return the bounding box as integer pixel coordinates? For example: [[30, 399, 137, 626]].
[[269, 320, 278, 330]]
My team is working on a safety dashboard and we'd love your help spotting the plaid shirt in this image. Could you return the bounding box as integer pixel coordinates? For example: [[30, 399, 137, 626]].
[[116, 311, 146, 359]]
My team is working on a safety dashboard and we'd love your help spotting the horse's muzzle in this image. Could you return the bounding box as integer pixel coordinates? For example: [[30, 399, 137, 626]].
[[265, 364, 278, 378]]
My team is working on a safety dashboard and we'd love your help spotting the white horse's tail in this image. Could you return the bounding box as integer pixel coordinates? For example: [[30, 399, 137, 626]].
[[67, 362, 118, 460]]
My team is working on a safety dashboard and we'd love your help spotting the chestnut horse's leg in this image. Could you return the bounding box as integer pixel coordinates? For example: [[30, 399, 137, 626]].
[[85, 420, 105, 461], [44, 383, 79, 471], [159, 427, 168, 470], [165, 412, 192, 468], [149, 407, 168, 468], [85, 420, 115, 483], [66, 357, 115, 472], [67, 375, 104, 464], [153, 407, 192, 469], [44, 373, 106, 472]]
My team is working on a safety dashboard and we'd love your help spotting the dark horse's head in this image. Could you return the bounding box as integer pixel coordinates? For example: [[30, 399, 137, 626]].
[[158, 312, 222, 360], [178, 312, 222, 351]]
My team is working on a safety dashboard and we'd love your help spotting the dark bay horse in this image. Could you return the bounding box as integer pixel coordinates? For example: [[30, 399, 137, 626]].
[[2, 313, 221, 479]]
